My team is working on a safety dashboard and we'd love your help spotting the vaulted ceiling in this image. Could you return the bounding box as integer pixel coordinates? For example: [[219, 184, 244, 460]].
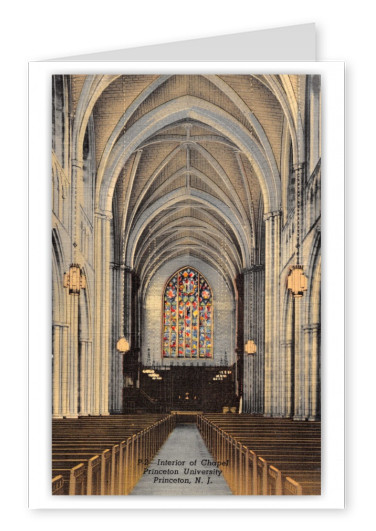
[[73, 74, 302, 295], [112, 116, 263, 292]]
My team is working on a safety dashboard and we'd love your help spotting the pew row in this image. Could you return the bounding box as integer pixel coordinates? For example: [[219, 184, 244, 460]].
[[51, 414, 176, 495], [197, 414, 321, 496]]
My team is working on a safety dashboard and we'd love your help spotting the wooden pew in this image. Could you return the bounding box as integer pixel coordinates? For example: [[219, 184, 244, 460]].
[[51, 474, 65, 495], [284, 473, 321, 495], [53, 450, 112, 494], [52, 413, 175, 495], [52, 459, 99, 495], [197, 414, 321, 496]]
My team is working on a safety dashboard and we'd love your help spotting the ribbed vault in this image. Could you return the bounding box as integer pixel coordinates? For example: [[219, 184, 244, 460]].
[[111, 112, 266, 297], [83, 74, 299, 299]]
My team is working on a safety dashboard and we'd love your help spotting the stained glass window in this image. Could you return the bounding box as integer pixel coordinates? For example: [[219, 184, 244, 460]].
[[162, 267, 213, 358]]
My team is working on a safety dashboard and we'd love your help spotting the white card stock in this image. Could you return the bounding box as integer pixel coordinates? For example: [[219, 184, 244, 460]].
[[28, 24, 344, 510]]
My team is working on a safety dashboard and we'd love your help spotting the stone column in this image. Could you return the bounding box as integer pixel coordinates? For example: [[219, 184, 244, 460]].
[[280, 340, 293, 417], [132, 271, 141, 354], [310, 324, 320, 420], [242, 269, 251, 412], [110, 263, 126, 413], [122, 267, 133, 407], [235, 273, 244, 402], [117, 265, 126, 411], [303, 326, 312, 420], [124, 267, 132, 346], [52, 324, 61, 418], [94, 209, 112, 416], [255, 266, 265, 413], [303, 323, 320, 421], [66, 293, 79, 418], [242, 354, 249, 412], [110, 263, 118, 413], [264, 211, 281, 417], [87, 341, 93, 414], [243, 265, 265, 414], [276, 337, 285, 418], [79, 340, 90, 416], [293, 296, 307, 420], [61, 325, 69, 417], [78, 341, 85, 416]]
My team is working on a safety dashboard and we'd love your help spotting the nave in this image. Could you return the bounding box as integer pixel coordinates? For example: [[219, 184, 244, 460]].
[[51, 74, 321, 496], [129, 424, 232, 495]]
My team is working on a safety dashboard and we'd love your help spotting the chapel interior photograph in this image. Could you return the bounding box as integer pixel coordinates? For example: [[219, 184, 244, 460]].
[[51, 74, 321, 496]]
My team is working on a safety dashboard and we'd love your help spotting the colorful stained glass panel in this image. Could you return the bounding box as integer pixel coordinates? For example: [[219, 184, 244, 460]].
[[162, 267, 213, 358]]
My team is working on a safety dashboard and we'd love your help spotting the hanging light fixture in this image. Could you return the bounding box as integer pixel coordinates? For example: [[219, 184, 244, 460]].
[[63, 264, 86, 294], [287, 265, 308, 298], [116, 337, 130, 353], [287, 163, 308, 299], [245, 340, 257, 355]]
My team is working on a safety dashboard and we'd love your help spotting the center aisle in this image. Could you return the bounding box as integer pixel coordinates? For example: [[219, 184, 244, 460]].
[[130, 424, 232, 495]]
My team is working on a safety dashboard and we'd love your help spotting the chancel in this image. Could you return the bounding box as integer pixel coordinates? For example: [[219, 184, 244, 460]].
[[52, 74, 321, 496]]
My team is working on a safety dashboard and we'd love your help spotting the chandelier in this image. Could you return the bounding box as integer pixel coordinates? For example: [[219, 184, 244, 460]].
[[287, 265, 308, 298], [245, 340, 257, 355], [116, 337, 130, 353], [63, 264, 86, 294]]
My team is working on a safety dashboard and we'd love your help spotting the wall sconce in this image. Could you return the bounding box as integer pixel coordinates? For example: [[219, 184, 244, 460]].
[[116, 337, 130, 353], [287, 265, 308, 298], [245, 340, 257, 355], [63, 264, 86, 294]]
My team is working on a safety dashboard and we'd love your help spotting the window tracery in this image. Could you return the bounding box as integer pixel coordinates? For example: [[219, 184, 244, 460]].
[[162, 267, 213, 358]]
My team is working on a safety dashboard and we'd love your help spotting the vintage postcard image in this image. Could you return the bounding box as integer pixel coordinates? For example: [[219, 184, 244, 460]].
[[51, 74, 321, 496]]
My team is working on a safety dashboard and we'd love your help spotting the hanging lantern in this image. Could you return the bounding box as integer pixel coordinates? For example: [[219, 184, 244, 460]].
[[63, 264, 86, 294], [287, 265, 308, 298], [116, 337, 130, 353], [245, 340, 257, 355]]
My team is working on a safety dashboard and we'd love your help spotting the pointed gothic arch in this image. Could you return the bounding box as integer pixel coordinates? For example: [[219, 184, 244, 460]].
[[162, 266, 213, 359]]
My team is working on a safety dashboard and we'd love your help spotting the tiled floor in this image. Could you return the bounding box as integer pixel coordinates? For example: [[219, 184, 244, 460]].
[[130, 424, 232, 495]]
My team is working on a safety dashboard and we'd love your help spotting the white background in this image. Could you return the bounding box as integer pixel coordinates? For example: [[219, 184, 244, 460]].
[[0, 0, 370, 528]]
